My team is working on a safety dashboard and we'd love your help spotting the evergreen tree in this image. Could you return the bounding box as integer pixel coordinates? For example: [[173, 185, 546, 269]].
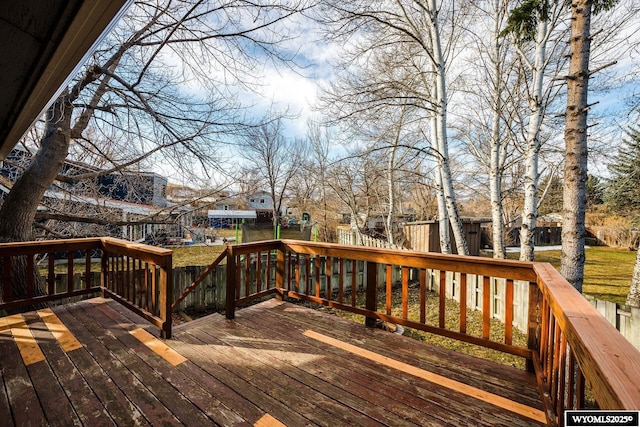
[[586, 174, 604, 209], [605, 128, 640, 214]]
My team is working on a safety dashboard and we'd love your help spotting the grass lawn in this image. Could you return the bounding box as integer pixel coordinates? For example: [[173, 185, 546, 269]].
[[171, 229, 240, 267], [505, 247, 635, 305]]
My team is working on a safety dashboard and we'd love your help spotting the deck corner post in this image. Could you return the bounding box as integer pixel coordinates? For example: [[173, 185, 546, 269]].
[[159, 255, 173, 339], [526, 281, 541, 373], [225, 245, 236, 320], [365, 261, 378, 328]]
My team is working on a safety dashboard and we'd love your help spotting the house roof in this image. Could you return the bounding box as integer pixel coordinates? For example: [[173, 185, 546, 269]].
[[0, 0, 130, 160], [208, 210, 257, 219]]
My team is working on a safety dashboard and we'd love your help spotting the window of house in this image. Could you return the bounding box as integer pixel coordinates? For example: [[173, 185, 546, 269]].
[[260, 199, 265, 204]]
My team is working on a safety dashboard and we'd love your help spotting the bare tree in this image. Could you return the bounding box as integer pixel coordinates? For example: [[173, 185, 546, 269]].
[[317, 0, 471, 255], [501, 0, 570, 261], [238, 117, 305, 230], [461, 0, 521, 258], [0, 0, 311, 303]]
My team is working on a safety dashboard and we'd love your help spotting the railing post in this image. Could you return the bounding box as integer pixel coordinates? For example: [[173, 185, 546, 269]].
[[275, 248, 285, 301], [365, 261, 378, 327], [159, 254, 172, 339], [225, 245, 236, 320], [100, 247, 109, 298], [527, 281, 541, 373]]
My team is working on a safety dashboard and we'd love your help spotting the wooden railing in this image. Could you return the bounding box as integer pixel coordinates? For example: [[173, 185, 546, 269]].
[[0, 237, 173, 338], [224, 240, 640, 426]]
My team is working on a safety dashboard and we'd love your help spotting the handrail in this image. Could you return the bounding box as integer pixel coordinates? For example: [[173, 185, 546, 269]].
[[100, 237, 173, 338], [224, 239, 640, 423], [0, 237, 173, 338], [535, 262, 640, 411]]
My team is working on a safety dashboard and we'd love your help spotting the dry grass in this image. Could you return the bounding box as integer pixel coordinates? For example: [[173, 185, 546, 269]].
[[505, 247, 635, 304], [300, 285, 528, 369]]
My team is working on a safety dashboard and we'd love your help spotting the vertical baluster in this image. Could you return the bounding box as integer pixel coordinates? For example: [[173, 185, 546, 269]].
[[527, 283, 541, 373], [386, 265, 392, 315], [540, 297, 550, 377], [576, 366, 585, 409], [439, 271, 447, 329], [67, 252, 74, 294], [505, 278, 514, 345], [460, 273, 467, 334], [558, 333, 568, 417], [552, 323, 562, 410], [85, 251, 92, 289], [567, 349, 576, 409], [351, 259, 357, 307], [482, 275, 491, 339], [27, 254, 35, 298], [305, 254, 311, 295], [325, 256, 332, 301], [151, 265, 157, 314], [126, 256, 131, 302], [286, 252, 292, 292], [266, 251, 272, 290], [143, 262, 150, 311], [419, 269, 427, 324], [314, 256, 321, 298], [365, 261, 378, 327], [257, 251, 262, 294], [402, 267, 409, 320], [235, 255, 241, 300], [48, 253, 55, 296], [245, 254, 250, 298], [547, 314, 556, 386], [338, 258, 344, 303]]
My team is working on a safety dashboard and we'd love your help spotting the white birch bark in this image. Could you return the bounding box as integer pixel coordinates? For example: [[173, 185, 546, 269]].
[[519, 18, 549, 261], [489, 0, 508, 259], [430, 81, 451, 254], [428, 0, 468, 256], [627, 246, 640, 307], [386, 138, 398, 245]]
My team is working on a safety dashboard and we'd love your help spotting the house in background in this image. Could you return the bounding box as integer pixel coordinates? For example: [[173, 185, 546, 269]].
[[0, 146, 187, 242], [207, 192, 277, 228], [247, 190, 274, 224]]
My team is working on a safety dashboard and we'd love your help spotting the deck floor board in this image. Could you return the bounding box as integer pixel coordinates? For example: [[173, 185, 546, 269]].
[[0, 297, 547, 426]]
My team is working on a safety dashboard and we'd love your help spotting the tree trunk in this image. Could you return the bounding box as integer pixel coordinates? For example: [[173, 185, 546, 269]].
[[430, 92, 451, 254], [626, 246, 640, 307], [561, 0, 592, 293], [385, 143, 397, 245], [489, 0, 507, 259], [0, 95, 73, 305], [428, 0, 468, 255], [519, 18, 549, 262]]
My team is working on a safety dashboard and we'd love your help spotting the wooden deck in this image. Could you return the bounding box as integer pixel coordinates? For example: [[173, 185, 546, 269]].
[[0, 297, 547, 426]]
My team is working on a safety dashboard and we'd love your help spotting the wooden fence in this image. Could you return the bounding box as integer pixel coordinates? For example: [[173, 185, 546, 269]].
[[337, 228, 404, 250]]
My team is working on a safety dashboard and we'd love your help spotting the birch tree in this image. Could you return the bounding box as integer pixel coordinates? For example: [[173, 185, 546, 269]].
[[318, 0, 471, 254], [503, 0, 569, 261], [463, 0, 519, 258]]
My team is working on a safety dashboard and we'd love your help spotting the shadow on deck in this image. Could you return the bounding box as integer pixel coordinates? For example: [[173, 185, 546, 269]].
[[0, 297, 545, 426]]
